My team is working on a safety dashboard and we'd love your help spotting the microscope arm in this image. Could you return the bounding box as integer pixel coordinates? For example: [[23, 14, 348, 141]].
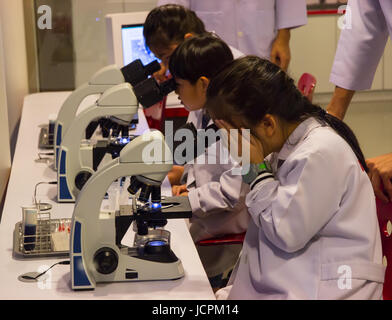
[[58, 104, 138, 201], [57, 83, 138, 202], [54, 66, 125, 167]]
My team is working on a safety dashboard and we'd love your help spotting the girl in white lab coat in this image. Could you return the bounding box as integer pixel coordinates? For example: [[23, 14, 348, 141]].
[[205, 56, 385, 300], [143, 4, 207, 82], [167, 34, 250, 290], [144, 5, 248, 290]]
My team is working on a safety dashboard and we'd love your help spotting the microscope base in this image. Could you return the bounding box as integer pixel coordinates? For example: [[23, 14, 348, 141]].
[[71, 245, 185, 290]]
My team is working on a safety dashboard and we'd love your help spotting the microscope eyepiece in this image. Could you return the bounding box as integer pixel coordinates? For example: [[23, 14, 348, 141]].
[[133, 78, 162, 108], [121, 59, 161, 87], [133, 77, 177, 109], [144, 60, 161, 77], [159, 78, 177, 96]]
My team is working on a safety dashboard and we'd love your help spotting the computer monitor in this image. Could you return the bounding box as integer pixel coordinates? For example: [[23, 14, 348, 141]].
[[106, 11, 154, 68], [121, 24, 157, 66]]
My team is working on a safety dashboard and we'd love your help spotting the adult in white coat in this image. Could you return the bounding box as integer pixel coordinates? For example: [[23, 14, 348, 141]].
[[328, 0, 392, 203], [157, 0, 307, 71], [206, 56, 384, 300]]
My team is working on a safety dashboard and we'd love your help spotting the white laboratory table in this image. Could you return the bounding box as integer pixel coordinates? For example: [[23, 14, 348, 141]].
[[0, 92, 215, 300]]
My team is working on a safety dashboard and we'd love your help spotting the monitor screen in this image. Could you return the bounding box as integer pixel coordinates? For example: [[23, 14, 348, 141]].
[[121, 24, 158, 67]]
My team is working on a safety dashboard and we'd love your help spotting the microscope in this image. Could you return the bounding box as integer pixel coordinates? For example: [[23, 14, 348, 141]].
[[57, 68, 177, 203], [70, 130, 192, 290], [50, 59, 161, 170], [57, 83, 139, 203]]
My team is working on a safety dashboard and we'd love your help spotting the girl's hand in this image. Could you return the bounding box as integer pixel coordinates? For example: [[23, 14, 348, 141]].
[[270, 29, 291, 72], [172, 184, 188, 197], [367, 153, 392, 203], [167, 165, 185, 186], [153, 62, 169, 83], [214, 120, 265, 164]]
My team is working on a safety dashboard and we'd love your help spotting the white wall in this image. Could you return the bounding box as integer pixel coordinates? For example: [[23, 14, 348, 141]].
[[0, 14, 11, 211], [0, 0, 29, 160], [72, 0, 158, 87]]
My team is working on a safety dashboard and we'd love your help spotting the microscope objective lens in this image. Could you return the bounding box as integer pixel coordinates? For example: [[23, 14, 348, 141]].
[[148, 240, 166, 247], [139, 184, 152, 203]]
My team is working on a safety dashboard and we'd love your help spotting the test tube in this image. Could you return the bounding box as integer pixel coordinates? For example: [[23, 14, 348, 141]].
[[22, 206, 37, 251]]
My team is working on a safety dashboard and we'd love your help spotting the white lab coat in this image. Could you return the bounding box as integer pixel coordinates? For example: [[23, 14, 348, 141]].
[[177, 45, 247, 277], [157, 0, 308, 58], [330, 0, 392, 91], [216, 117, 385, 300], [182, 109, 250, 277]]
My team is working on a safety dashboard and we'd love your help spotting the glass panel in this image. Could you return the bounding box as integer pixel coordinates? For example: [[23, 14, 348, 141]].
[[35, 0, 75, 91], [71, 0, 157, 87], [32, 0, 158, 91]]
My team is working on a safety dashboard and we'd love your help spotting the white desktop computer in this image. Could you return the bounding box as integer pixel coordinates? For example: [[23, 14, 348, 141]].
[[105, 11, 180, 107]]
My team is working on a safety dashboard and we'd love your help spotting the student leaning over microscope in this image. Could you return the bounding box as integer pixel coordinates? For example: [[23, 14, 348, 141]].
[[143, 5, 248, 292], [206, 56, 385, 300]]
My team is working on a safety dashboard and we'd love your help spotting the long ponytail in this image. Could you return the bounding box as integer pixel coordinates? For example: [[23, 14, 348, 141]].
[[304, 103, 368, 172], [205, 56, 368, 172]]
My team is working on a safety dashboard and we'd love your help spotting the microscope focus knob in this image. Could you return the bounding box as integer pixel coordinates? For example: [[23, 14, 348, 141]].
[[93, 247, 119, 275], [75, 171, 93, 190]]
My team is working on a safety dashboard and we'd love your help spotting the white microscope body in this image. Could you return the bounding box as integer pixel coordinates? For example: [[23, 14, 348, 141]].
[[57, 83, 138, 203], [53, 59, 160, 169], [53, 65, 126, 169], [70, 130, 191, 290]]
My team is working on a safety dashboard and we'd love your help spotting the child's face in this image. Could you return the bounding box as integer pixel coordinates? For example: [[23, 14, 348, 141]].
[[174, 77, 206, 112], [151, 43, 179, 69]]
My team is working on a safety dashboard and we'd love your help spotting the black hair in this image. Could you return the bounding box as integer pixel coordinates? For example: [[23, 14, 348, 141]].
[[205, 56, 368, 172], [169, 33, 234, 84], [143, 4, 206, 50]]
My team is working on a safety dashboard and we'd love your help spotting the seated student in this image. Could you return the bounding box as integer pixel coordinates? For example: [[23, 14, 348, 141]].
[[143, 4, 206, 82], [166, 34, 250, 291], [143, 4, 243, 188], [143, 3, 243, 85], [205, 56, 385, 300], [144, 4, 246, 290]]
